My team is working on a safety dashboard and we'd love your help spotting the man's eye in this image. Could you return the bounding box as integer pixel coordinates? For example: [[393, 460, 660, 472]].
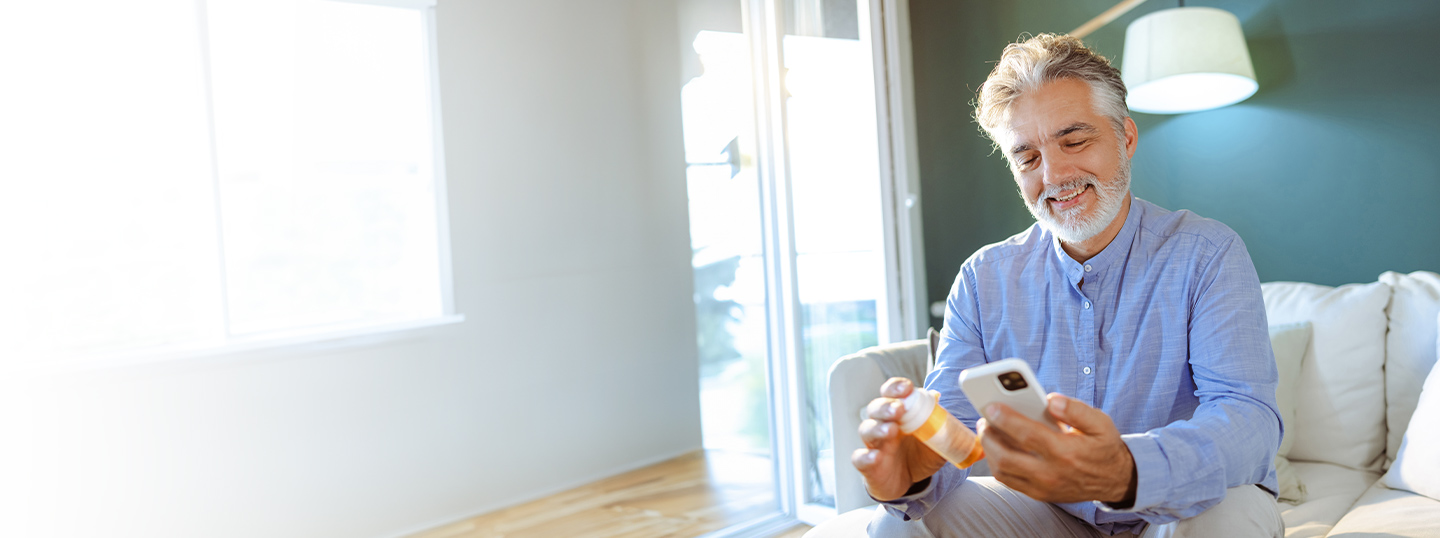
[[1065, 141, 1085, 148]]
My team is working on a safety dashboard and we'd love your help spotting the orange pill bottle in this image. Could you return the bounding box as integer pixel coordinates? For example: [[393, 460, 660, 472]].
[[897, 388, 985, 469]]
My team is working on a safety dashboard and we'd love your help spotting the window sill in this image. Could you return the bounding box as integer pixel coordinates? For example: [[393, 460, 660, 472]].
[[7, 314, 466, 378]]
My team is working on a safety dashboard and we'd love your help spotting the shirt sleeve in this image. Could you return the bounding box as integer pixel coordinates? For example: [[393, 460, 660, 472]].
[[879, 264, 991, 521], [1095, 235, 1282, 524]]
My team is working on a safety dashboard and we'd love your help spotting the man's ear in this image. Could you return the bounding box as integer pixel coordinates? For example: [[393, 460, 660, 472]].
[[1123, 117, 1138, 159]]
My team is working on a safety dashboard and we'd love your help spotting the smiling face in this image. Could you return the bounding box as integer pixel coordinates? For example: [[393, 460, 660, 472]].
[[1000, 78, 1138, 247]]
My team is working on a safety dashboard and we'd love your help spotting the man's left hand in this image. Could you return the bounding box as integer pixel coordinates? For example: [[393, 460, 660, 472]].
[[977, 393, 1137, 506]]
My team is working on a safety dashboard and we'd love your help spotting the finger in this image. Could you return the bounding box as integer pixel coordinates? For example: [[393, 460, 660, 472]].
[[980, 425, 1048, 489], [851, 447, 882, 474], [977, 416, 1026, 454], [852, 447, 911, 502], [865, 397, 905, 421], [990, 443, 1045, 478], [880, 377, 914, 398], [1046, 393, 1117, 436], [982, 403, 1061, 456], [979, 420, 1046, 492], [859, 418, 899, 448]]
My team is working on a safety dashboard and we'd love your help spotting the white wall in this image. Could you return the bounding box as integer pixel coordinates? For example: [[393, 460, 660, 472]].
[[0, 1, 700, 536]]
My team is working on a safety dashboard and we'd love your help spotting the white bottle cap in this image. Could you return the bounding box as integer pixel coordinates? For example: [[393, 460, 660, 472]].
[[898, 387, 936, 434]]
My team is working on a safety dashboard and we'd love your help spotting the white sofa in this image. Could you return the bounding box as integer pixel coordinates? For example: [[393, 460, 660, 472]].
[[811, 271, 1440, 537]]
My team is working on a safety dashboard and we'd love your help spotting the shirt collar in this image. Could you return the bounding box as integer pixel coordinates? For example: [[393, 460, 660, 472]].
[[1050, 194, 1143, 282]]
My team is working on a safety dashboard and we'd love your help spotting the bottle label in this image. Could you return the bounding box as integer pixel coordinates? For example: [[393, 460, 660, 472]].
[[911, 403, 949, 441]]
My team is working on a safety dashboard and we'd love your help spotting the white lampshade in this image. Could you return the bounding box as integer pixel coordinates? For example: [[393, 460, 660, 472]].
[[1121, 7, 1257, 114]]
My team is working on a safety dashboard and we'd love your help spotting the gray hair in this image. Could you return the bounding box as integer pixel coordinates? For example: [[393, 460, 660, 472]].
[[974, 34, 1129, 152]]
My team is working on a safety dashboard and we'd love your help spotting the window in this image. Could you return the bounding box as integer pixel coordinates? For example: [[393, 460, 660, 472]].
[[0, 0, 457, 372]]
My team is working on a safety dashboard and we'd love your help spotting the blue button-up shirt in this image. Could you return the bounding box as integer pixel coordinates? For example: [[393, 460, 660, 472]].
[[884, 197, 1281, 534]]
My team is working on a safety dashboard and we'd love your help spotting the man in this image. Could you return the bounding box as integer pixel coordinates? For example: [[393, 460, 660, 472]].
[[853, 34, 1285, 536]]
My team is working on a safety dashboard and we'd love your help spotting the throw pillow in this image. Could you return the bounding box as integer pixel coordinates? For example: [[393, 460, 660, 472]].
[[1270, 322, 1312, 504], [1261, 281, 1390, 471], [1378, 271, 1440, 467], [1381, 312, 1440, 501]]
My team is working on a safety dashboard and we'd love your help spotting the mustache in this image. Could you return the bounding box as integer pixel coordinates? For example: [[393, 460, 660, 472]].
[[1036, 177, 1097, 201]]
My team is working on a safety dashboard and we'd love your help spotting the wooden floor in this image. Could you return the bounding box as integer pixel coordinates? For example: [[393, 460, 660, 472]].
[[410, 450, 812, 538]]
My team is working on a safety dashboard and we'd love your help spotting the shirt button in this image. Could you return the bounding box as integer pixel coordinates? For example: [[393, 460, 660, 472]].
[[1083, 366, 1093, 375], [1083, 301, 1091, 309], [1084, 264, 1092, 272]]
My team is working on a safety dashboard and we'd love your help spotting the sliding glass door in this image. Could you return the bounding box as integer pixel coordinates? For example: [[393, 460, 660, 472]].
[[680, 0, 925, 529]]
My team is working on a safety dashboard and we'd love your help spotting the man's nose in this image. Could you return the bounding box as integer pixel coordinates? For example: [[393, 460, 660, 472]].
[[1039, 150, 1077, 185]]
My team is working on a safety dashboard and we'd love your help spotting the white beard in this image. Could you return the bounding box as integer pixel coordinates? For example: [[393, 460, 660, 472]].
[[1023, 149, 1132, 244]]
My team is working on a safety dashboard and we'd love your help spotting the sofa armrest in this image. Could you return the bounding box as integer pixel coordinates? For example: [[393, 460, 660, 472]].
[[828, 339, 930, 513]]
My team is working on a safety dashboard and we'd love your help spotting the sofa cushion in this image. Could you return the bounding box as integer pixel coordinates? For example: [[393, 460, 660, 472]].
[[1378, 271, 1440, 467], [1262, 281, 1390, 472], [1382, 332, 1440, 501], [1271, 322, 1312, 503], [1278, 461, 1382, 538], [1326, 481, 1440, 538]]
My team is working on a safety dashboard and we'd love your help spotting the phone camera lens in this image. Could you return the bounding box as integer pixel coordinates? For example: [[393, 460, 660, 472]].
[[998, 372, 1028, 391]]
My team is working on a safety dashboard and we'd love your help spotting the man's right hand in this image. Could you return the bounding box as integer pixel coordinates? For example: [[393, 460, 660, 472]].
[[851, 377, 949, 501]]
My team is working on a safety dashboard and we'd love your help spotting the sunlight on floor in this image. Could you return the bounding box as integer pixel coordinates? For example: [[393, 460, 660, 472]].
[[409, 450, 806, 538]]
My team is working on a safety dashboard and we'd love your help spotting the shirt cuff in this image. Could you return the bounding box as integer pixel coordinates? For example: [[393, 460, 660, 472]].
[[874, 477, 935, 521], [1096, 433, 1170, 515]]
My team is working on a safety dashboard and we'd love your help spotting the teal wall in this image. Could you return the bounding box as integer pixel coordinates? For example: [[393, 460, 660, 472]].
[[909, 0, 1440, 325]]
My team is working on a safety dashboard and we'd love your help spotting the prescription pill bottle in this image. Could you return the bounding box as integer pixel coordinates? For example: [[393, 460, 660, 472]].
[[898, 388, 984, 469]]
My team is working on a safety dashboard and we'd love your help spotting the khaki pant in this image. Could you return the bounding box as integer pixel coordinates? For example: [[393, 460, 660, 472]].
[[867, 477, 1283, 537]]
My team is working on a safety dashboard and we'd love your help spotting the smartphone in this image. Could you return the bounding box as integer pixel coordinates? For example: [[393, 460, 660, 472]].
[[959, 358, 1060, 430]]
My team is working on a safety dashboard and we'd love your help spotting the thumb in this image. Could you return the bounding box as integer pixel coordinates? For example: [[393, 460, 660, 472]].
[[1046, 393, 1114, 435]]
